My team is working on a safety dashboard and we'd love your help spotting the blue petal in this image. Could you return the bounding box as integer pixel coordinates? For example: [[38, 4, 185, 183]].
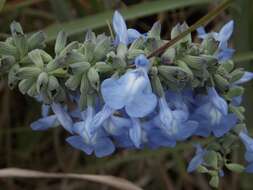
[[208, 87, 228, 115], [134, 54, 150, 69], [31, 115, 58, 131], [125, 92, 157, 117], [187, 145, 206, 172], [175, 121, 198, 141], [239, 132, 253, 151], [127, 29, 141, 44], [196, 27, 207, 39], [217, 48, 235, 61], [233, 71, 253, 85], [51, 103, 73, 133], [216, 20, 234, 43], [212, 114, 237, 137], [245, 151, 253, 162], [113, 11, 128, 44], [66, 135, 93, 155], [129, 118, 142, 148], [93, 137, 115, 157], [104, 115, 131, 136], [41, 104, 50, 117]]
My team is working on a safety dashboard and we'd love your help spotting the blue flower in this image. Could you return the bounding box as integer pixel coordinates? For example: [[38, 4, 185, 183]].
[[129, 118, 142, 148], [101, 55, 157, 118], [31, 115, 58, 131], [193, 87, 237, 137], [155, 96, 198, 142], [187, 144, 207, 172], [239, 132, 253, 173], [113, 11, 141, 45], [103, 115, 131, 136], [51, 102, 73, 133], [66, 106, 115, 157]]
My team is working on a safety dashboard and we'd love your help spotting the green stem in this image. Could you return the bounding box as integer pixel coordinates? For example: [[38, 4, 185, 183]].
[[147, 0, 232, 58]]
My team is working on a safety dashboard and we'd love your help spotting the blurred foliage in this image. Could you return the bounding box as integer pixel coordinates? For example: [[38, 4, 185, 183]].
[[0, 0, 253, 190]]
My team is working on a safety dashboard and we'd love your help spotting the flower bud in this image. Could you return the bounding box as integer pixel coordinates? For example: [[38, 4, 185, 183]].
[[28, 31, 46, 50], [87, 67, 100, 91], [0, 42, 18, 58], [18, 78, 34, 94], [17, 67, 41, 79], [55, 31, 67, 55], [214, 74, 229, 91], [229, 69, 244, 83], [28, 49, 44, 68], [36, 72, 48, 93], [69, 61, 90, 74], [65, 73, 82, 91], [95, 62, 113, 73], [94, 38, 111, 61], [48, 76, 59, 91]]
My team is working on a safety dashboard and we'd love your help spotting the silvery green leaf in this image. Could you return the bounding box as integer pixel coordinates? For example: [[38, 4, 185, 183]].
[[229, 105, 245, 122], [28, 49, 44, 68], [17, 67, 41, 79], [55, 31, 67, 55], [66, 51, 86, 64], [182, 55, 206, 70], [95, 62, 113, 73], [221, 133, 237, 151], [28, 31, 46, 50], [229, 69, 244, 83], [27, 84, 38, 97], [8, 64, 20, 89], [150, 73, 164, 97], [234, 123, 246, 134], [59, 41, 79, 56], [201, 36, 217, 54], [80, 73, 89, 93], [70, 61, 90, 74], [87, 67, 99, 91], [36, 72, 49, 93], [18, 78, 34, 94], [65, 73, 82, 91], [209, 175, 219, 188], [48, 75, 59, 91], [196, 166, 209, 173], [129, 37, 145, 51], [204, 151, 218, 169], [148, 21, 161, 39], [85, 29, 96, 42], [49, 68, 67, 77], [225, 163, 245, 173], [94, 38, 111, 61], [0, 42, 18, 58]]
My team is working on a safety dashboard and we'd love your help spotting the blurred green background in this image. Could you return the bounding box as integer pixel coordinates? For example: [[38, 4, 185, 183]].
[[0, 0, 253, 189]]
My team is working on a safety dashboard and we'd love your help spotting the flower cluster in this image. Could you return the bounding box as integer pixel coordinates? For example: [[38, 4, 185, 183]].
[[1, 11, 253, 187]]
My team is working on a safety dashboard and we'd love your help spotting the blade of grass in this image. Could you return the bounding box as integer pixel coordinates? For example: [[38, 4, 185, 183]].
[[49, 0, 73, 22], [0, 168, 143, 190], [233, 52, 253, 63], [2, 0, 46, 13], [43, 0, 213, 42], [0, 0, 6, 12]]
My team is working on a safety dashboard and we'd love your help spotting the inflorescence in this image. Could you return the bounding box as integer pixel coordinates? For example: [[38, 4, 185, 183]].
[[1, 10, 253, 187]]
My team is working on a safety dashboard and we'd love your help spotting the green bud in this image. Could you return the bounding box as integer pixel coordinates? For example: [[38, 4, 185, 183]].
[[66, 51, 86, 64], [87, 67, 100, 91], [197, 166, 209, 173], [18, 78, 34, 94], [48, 76, 59, 91], [0, 42, 18, 58], [93, 38, 111, 61], [28, 49, 44, 68], [150, 69, 164, 97], [10, 21, 24, 35], [0, 56, 15, 73], [220, 60, 234, 73], [12, 29, 28, 59], [70, 61, 90, 74], [117, 43, 128, 58], [225, 163, 245, 173], [28, 31, 46, 50], [209, 175, 219, 188], [225, 86, 244, 100], [36, 72, 48, 93], [40, 50, 53, 63], [214, 74, 229, 91], [129, 37, 145, 51], [229, 69, 244, 83], [148, 21, 161, 39], [204, 150, 218, 169], [229, 105, 245, 121], [95, 62, 113, 73], [233, 123, 247, 134], [65, 73, 82, 91], [8, 64, 20, 89], [201, 36, 217, 54], [176, 60, 193, 77], [112, 56, 127, 70], [27, 84, 38, 97], [80, 73, 89, 93], [55, 31, 67, 55], [82, 41, 95, 62], [79, 92, 87, 111], [60, 41, 79, 56], [171, 22, 191, 44], [85, 29, 96, 42], [161, 48, 176, 63], [17, 67, 41, 79], [127, 49, 145, 60]]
